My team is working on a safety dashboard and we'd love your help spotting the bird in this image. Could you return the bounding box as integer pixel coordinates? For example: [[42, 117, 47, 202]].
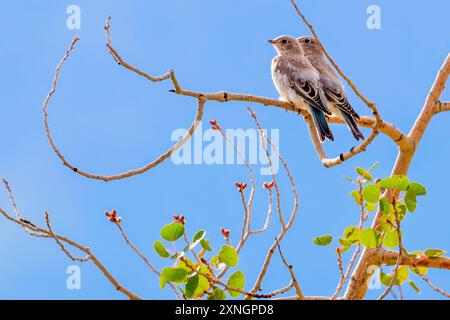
[[298, 36, 364, 141], [268, 35, 334, 142]]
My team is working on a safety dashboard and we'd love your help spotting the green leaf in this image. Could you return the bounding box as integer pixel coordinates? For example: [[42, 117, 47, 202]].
[[409, 266, 428, 275], [177, 258, 194, 273], [160, 274, 167, 289], [408, 182, 427, 196], [359, 228, 378, 249], [200, 239, 213, 251], [379, 198, 392, 215], [424, 249, 447, 257], [368, 162, 379, 172], [338, 238, 353, 253], [210, 255, 224, 269], [362, 185, 381, 203], [365, 202, 377, 212], [219, 245, 239, 267], [380, 267, 409, 286], [378, 175, 410, 191], [161, 267, 188, 284], [395, 202, 407, 220], [344, 226, 360, 242], [397, 267, 409, 284], [207, 288, 227, 300], [153, 241, 170, 258], [405, 189, 417, 212], [356, 167, 373, 181], [313, 235, 333, 246], [409, 280, 421, 293], [343, 175, 354, 183], [185, 275, 199, 299], [186, 273, 209, 298], [193, 230, 206, 243], [160, 222, 185, 242], [350, 190, 362, 205], [227, 271, 245, 297], [183, 230, 207, 252], [383, 230, 399, 248]]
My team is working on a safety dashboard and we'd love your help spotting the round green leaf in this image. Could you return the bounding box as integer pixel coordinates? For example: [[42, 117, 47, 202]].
[[405, 189, 417, 212], [344, 226, 360, 242], [409, 182, 427, 196], [153, 241, 170, 258], [424, 249, 447, 257], [160, 222, 185, 242], [409, 265, 428, 275], [350, 190, 362, 205], [185, 275, 199, 299], [380, 266, 409, 286], [313, 235, 333, 246], [200, 239, 213, 251], [161, 267, 187, 284], [207, 288, 227, 300], [356, 167, 373, 181], [379, 198, 392, 215], [378, 175, 410, 191], [219, 245, 239, 267], [365, 202, 377, 212], [227, 271, 245, 297], [359, 228, 378, 249], [383, 230, 399, 248], [193, 230, 206, 243], [362, 184, 381, 203]]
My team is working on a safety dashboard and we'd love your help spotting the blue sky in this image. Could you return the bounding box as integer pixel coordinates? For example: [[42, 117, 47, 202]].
[[0, 0, 449, 300]]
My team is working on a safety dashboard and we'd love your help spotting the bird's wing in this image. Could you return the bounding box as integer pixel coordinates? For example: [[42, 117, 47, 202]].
[[279, 59, 331, 115], [325, 88, 360, 120]]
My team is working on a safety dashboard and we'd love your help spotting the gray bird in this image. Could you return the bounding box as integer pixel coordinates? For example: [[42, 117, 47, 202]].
[[298, 36, 364, 141], [268, 35, 334, 142]]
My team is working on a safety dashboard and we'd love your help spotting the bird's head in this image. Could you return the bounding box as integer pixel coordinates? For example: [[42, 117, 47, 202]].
[[268, 35, 303, 55], [297, 36, 323, 59]]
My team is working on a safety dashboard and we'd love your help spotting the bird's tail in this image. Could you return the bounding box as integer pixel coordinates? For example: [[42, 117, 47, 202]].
[[309, 105, 334, 143], [340, 110, 364, 141]]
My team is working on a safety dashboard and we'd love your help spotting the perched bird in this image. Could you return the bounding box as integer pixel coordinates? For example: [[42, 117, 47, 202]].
[[298, 36, 364, 141], [268, 35, 334, 142]]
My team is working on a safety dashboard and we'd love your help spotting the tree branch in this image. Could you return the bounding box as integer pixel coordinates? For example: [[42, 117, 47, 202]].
[[0, 181, 142, 300], [345, 53, 450, 300]]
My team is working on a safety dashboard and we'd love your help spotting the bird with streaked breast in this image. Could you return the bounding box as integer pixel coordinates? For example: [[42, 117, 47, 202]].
[[298, 36, 364, 141], [268, 35, 334, 143]]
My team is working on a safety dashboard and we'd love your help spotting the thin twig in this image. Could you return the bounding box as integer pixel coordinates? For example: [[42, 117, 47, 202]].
[[378, 198, 403, 300], [277, 243, 304, 299], [114, 222, 180, 299], [0, 182, 142, 300], [414, 267, 450, 299], [45, 212, 91, 262]]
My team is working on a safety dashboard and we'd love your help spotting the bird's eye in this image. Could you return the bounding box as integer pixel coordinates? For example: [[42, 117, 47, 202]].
[[304, 39, 311, 44], [281, 39, 287, 44]]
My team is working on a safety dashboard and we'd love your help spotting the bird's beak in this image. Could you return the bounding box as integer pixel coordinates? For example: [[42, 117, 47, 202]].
[[267, 39, 275, 45]]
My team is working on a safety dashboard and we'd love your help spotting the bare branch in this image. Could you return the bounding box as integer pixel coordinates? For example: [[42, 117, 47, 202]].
[[331, 179, 367, 299], [0, 183, 142, 300], [113, 221, 180, 299], [45, 212, 91, 262], [277, 243, 304, 299], [414, 267, 450, 299], [434, 101, 450, 114], [247, 110, 300, 297]]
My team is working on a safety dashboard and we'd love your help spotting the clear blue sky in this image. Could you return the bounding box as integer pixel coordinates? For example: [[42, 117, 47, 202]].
[[0, 0, 449, 300]]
